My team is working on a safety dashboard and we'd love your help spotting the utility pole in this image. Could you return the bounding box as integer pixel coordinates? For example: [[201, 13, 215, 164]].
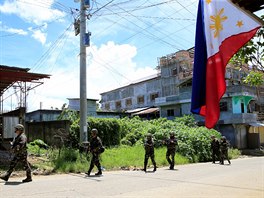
[[79, 0, 88, 143]]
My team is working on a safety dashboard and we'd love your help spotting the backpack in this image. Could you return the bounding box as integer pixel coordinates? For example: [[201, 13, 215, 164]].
[[99, 146, 105, 154]]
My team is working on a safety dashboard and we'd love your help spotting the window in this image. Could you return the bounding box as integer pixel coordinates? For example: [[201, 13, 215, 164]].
[[126, 98, 132, 106], [115, 101, 121, 109], [150, 93, 159, 101], [172, 68, 177, 76], [241, 103, 245, 113], [167, 109, 174, 117], [220, 102, 228, 111], [105, 103, 110, 110], [137, 96, 144, 104]]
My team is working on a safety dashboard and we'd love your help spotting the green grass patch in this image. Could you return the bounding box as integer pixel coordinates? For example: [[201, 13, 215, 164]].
[[228, 148, 241, 159], [101, 145, 189, 170], [27, 145, 240, 174]]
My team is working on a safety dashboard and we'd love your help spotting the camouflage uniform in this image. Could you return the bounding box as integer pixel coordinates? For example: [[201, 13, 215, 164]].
[[166, 132, 178, 170], [220, 136, 231, 165], [211, 136, 220, 163], [0, 124, 32, 182], [143, 134, 156, 172], [87, 129, 103, 176]]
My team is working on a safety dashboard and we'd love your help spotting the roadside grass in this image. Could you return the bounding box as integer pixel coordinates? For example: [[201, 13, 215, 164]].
[[23, 146, 241, 174], [228, 148, 241, 159], [102, 145, 189, 170]]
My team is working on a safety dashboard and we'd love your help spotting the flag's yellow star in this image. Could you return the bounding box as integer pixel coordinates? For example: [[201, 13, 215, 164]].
[[206, 0, 212, 4], [236, 20, 244, 27], [209, 8, 228, 38]]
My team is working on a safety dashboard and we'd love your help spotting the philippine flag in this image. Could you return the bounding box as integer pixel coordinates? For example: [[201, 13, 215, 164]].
[[191, 0, 262, 129]]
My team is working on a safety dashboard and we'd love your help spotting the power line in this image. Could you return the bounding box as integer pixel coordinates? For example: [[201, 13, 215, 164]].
[[0, 15, 71, 37]]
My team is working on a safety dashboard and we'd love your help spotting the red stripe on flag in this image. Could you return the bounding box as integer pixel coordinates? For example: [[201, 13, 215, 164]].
[[204, 27, 260, 129]]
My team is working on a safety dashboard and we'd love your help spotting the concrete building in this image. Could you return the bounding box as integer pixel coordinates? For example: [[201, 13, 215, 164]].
[[100, 49, 264, 149], [68, 98, 98, 117]]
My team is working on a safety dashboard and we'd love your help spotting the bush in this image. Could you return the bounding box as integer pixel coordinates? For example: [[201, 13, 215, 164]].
[[61, 112, 223, 163]]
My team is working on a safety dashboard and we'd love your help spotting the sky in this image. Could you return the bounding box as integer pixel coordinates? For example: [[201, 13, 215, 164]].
[[0, 0, 263, 112]]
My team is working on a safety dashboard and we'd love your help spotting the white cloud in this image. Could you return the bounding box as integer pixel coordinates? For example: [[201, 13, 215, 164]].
[[0, 0, 65, 25], [29, 29, 47, 45], [0, 21, 28, 36], [27, 41, 157, 111]]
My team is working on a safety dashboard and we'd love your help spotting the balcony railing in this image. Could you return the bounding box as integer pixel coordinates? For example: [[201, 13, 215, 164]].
[[257, 113, 264, 121]]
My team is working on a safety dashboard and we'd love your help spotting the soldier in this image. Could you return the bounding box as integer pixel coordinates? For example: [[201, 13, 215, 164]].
[[0, 124, 32, 182], [210, 135, 220, 163], [143, 133, 157, 172], [86, 128, 103, 176], [165, 131, 178, 170], [220, 136, 231, 165]]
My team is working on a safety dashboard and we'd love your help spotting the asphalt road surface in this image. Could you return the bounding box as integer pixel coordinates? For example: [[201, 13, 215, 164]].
[[0, 157, 263, 198]]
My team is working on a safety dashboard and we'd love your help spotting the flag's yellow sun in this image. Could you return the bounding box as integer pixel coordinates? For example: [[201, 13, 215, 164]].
[[209, 8, 227, 38]]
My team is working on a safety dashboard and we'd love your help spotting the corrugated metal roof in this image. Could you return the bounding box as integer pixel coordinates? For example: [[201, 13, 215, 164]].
[[0, 65, 50, 96], [132, 107, 159, 115], [126, 107, 150, 113]]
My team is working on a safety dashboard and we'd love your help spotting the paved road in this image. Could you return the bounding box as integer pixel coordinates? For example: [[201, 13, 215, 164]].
[[0, 157, 263, 198]]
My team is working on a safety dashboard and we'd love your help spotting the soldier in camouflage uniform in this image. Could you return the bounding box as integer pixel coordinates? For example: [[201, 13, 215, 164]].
[[0, 124, 32, 182], [220, 136, 231, 165], [143, 133, 157, 172], [165, 132, 178, 170], [86, 128, 103, 176], [210, 135, 220, 163]]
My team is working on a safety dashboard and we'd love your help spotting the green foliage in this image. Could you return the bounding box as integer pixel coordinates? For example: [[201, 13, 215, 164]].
[[228, 148, 241, 159], [29, 139, 49, 149], [118, 116, 221, 162], [51, 148, 90, 173], [28, 139, 49, 156], [230, 15, 264, 71], [27, 144, 46, 156], [174, 115, 197, 127], [59, 112, 222, 163], [88, 117, 121, 147], [57, 109, 79, 122], [243, 71, 264, 87]]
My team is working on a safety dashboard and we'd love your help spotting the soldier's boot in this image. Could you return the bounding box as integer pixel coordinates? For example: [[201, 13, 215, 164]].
[[22, 170, 32, 183], [143, 162, 147, 172], [95, 165, 102, 176], [153, 164, 157, 172], [0, 172, 11, 182], [86, 167, 92, 176], [167, 157, 172, 169], [170, 162, 174, 170], [22, 177, 32, 183]]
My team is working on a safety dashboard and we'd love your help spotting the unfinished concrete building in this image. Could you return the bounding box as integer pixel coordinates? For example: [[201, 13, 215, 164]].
[[100, 48, 264, 149]]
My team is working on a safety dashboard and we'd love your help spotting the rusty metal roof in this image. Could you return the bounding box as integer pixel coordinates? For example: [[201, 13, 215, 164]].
[[0, 65, 50, 95]]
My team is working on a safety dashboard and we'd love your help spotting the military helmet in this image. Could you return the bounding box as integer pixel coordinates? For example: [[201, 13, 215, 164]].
[[146, 133, 152, 137], [14, 124, 24, 131], [91, 128, 98, 134], [170, 131, 175, 136]]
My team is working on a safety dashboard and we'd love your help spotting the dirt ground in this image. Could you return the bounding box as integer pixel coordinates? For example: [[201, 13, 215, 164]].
[[0, 150, 54, 177]]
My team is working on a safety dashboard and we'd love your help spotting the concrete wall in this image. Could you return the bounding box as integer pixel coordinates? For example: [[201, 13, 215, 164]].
[[249, 126, 264, 145], [101, 76, 161, 111], [68, 99, 97, 116]]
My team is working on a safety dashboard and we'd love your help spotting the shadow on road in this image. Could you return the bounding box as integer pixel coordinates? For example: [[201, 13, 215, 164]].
[[4, 181, 23, 186]]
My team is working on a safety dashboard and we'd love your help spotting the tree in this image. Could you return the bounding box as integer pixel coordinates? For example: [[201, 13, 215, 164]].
[[230, 15, 264, 72]]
